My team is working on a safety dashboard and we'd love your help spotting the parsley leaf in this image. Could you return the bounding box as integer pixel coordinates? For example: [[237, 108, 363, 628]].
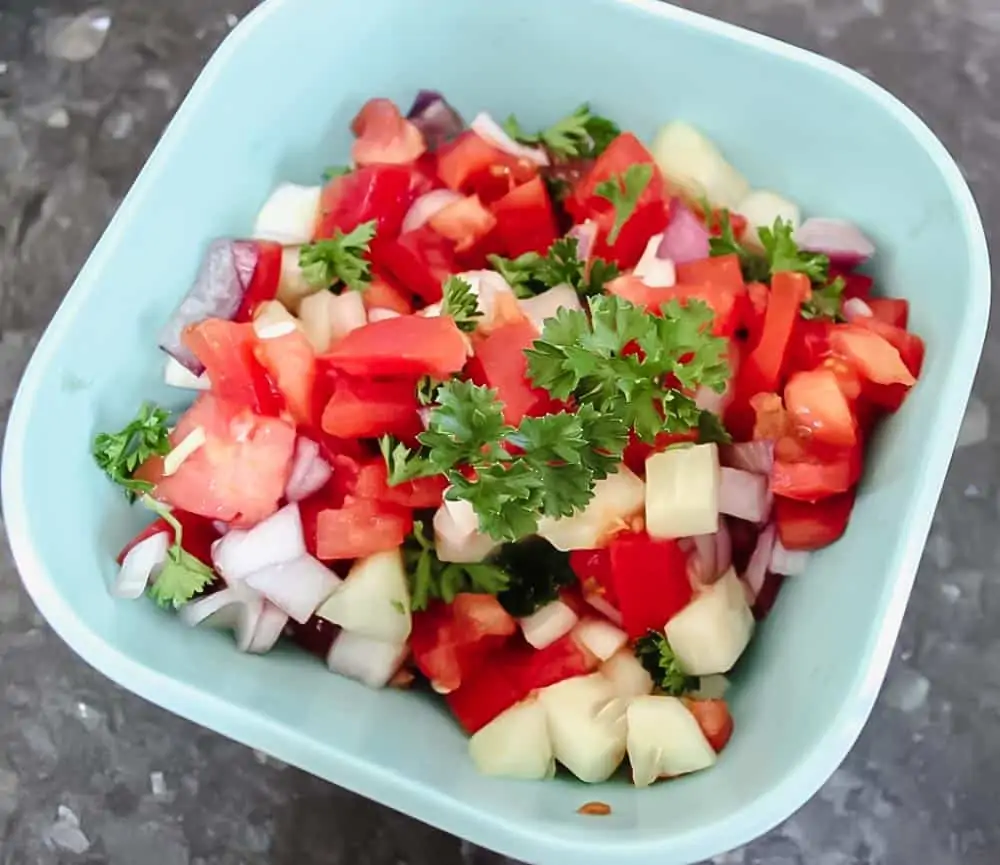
[[415, 376, 439, 406], [419, 380, 511, 471], [502, 104, 621, 160], [759, 219, 830, 283], [634, 631, 699, 696], [494, 537, 576, 617], [299, 220, 376, 291], [525, 295, 731, 443], [142, 498, 216, 608], [594, 163, 653, 244], [488, 236, 619, 300], [322, 165, 351, 181], [801, 275, 846, 321], [708, 211, 771, 283], [439, 276, 482, 332], [378, 436, 436, 485], [93, 403, 172, 502], [697, 410, 733, 445], [403, 519, 510, 612]]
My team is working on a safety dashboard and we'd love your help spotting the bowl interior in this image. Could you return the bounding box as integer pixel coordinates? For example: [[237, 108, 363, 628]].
[[4, 0, 987, 863]]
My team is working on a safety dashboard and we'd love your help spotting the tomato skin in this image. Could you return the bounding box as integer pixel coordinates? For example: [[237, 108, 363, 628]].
[[253, 330, 317, 427], [320, 373, 421, 440], [829, 325, 916, 387], [315, 165, 426, 241], [372, 227, 459, 303], [470, 318, 554, 426], [774, 490, 856, 550], [609, 531, 693, 639], [771, 440, 862, 502], [362, 275, 414, 315], [428, 194, 497, 252], [315, 497, 413, 560], [436, 131, 538, 199], [183, 319, 285, 416], [321, 315, 469, 379], [866, 297, 909, 329], [675, 254, 745, 292], [683, 698, 734, 752], [784, 318, 835, 374], [491, 176, 559, 257], [154, 394, 297, 527], [350, 98, 426, 167], [850, 317, 924, 411], [784, 368, 858, 447], [233, 241, 283, 323], [742, 272, 810, 392]]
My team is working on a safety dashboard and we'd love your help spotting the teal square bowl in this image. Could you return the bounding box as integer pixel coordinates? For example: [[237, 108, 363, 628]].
[[2, 0, 989, 862]]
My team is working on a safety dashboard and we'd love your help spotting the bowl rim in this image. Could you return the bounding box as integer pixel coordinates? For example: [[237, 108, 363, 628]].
[[2, 0, 990, 862]]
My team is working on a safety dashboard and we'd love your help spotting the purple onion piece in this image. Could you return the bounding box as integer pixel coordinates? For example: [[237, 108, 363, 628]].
[[406, 90, 464, 151], [158, 239, 258, 374], [794, 218, 875, 269], [657, 198, 710, 264]]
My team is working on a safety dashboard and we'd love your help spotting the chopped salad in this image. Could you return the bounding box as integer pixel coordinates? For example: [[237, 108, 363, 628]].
[[93, 92, 924, 787]]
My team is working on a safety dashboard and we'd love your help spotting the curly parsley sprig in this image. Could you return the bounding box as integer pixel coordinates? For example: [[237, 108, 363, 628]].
[[299, 220, 376, 291], [502, 104, 621, 161], [635, 631, 700, 696], [488, 236, 619, 300], [141, 497, 216, 609], [92, 403, 172, 502]]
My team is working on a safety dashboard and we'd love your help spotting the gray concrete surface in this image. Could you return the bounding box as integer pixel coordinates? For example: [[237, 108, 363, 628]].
[[0, 1, 998, 863]]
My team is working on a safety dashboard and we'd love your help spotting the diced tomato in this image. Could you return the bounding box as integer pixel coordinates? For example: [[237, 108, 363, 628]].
[[315, 164, 427, 241], [784, 317, 835, 374], [569, 548, 617, 605], [774, 490, 856, 550], [350, 98, 426, 167], [683, 698, 734, 752], [745, 281, 769, 342], [428, 194, 497, 252], [739, 272, 810, 393], [470, 318, 553, 425], [372, 227, 459, 303], [854, 317, 924, 410], [771, 438, 862, 502], [866, 297, 909, 329], [520, 634, 598, 691], [817, 355, 862, 402], [606, 276, 745, 337], [609, 531, 693, 638], [315, 497, 413, 560], [491, 176, 559, 257], [570, 133, 662, 213], [181, 319, 284, 416], [348, 458, 447, 509], [784, 368, 857, 447], [254, 330, 316, 427], [320, 373, 421, 440], [703, 207, 748, 240], [749, 392, 788, 440], [829, 266, 873, 300], [410, 595, 516, 693], [233, 241, 283, 323], [115, 511, 220, 569], [436, 131, 538, 200], [362, 275, 414, 315], [321, 315, 469, 379], [829, 324, 916, 387], [591, 200, 670, 269], [154, 394, 296, 527], [675, 254, 745, 291]]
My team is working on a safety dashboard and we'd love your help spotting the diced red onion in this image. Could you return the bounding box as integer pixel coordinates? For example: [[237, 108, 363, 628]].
[[244, 555, 341, 624], [770, 538, 810, 577], [367, 307, 401, 323], [246, 602, 289, 654], [843, 297, 874, 322], [470, 112, 549, 166], [572, 618, 628, 661], [402, 189, 463, 234], [285, 438, 333, 503], [326, 631, 408, 688], [211, 503, 306, 583], [689, 533, 716, 586], [657, 198, 711, 264], [743, 523, 776, 601], [113, 531, 170, 599], [719, 467, 772, 524], [634, 233, 677, 288], [567, 221, 598, 262], [179, 584, 265, 652], [584, 590, 623, 627], [795, 218, 875, 269], [720, 440, 775, 475], [518, 599, 579, 649], [715, 518, 733, 577], [406, 90, 464, 151], [158, 239, 258, 374]]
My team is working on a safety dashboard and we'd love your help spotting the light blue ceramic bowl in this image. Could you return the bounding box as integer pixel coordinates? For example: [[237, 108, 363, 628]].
[[2, 0, 989, 862]]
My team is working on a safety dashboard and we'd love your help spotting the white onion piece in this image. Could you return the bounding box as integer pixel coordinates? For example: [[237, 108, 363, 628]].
[[584, 590, 624, 627], [720, 440, 774, 475], [433, 499, 498, 564], [164, 356, 210, 391], [326, 631, 407, 688], [573, 619, 628, 662], [770, 538, 810, 577], [689, 533, 717, 585], [743, 523, 776, 601], [179, 585, 265, 652], [276, 246, 318, 313], [795, 217, 875, 268], [634, 233, 677, 289], [211, 504, 306, 583], [113, 531, 170, 599], [212, 520, 230, 536], [719, 467, 772, 524], [246, 602, 289, 654], [517, 284, 583, 334], [600, 650, 654, 699], [567, 220, 598, 262], [245, 555, 341, 624], [470, 112, 549, 166], [736, 189, 801, 251], [843, 297, 874, 322], [402, 189, 463, 233], [284, 438, 333, 503], [163, 426, 206, 477], [367, 307, 401, 323], [519, 600, 579, 650], [252, 183, 321, 245]]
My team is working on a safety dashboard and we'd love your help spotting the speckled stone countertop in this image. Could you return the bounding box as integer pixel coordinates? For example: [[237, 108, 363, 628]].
[[0, 1, 997, 863]]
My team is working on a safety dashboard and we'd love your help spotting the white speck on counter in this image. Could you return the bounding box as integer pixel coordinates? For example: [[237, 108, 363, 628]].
[[46, 107, 70, 129], [941, 583, 961, 602], [957, 397, 989, 447], [884, 667, 930, 713], [104, 110, 134, 140], [0, 62, 7, 74], [45, 805, 90, 854], [45, 10, 112, 62], [923, 531, 954, 569], [150, 772, 167, 797], [226, 13, 239, 28]]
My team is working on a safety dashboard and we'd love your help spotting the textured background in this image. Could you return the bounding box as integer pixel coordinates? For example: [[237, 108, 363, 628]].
[[0, 1, 998, 863]]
